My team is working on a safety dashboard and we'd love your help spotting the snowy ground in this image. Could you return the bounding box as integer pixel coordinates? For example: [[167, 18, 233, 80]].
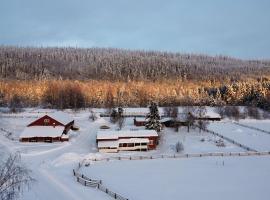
[[81, 156, 270, 200], [208, 121, 270, 152], [238, 119, 270, 132], [0, 108, 270, 200]]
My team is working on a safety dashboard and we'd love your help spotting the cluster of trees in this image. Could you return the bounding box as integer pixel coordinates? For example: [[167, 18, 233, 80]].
[[1, 79, 270, 112], [110, 107, 125, 129], [1, 46, 270, 81], [216, 106, 267, 121], [1, 47, 270, 111]]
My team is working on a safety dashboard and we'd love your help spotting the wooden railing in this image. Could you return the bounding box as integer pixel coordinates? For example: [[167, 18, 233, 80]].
[[84, 151, 270, 164], [194, 125, 257, 152], [73, 162, 129, 200], [233, 121, 270, 135], [75, 151, 270, 200], [0, 128, 15, 140]]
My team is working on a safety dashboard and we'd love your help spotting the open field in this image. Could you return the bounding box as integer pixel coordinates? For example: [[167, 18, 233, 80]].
[[0, 107, 270, 200]]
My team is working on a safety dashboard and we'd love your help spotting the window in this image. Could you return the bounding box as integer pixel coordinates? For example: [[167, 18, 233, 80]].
[[119, 143, 123, 147], [135, 143, 140, 146], [44, 118, 50, 125], [141, 143, 147, 146], [127, 143, 134, 147], [149, 140, 154, 145]]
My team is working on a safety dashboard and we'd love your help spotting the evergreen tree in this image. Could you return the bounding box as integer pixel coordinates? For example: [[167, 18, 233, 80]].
[[145, 102, 162, 132]]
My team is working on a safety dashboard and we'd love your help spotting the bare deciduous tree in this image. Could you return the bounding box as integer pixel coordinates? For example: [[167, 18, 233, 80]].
[[175, 141, 184, 153], [0, 153, 34, 200]]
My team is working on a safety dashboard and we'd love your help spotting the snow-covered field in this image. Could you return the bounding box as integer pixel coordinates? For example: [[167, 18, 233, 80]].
[[81, 156, 270, 200], [0, 108, 270, 200], [208, 121, 270, 152], [238, 119, 270, 132]]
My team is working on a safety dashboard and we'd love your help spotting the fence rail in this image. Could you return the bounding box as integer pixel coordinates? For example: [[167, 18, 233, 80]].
[[75, 150, 270, 200], [0, 128, 15, 140], [73, 163, 129, 200], [84, 151, 270, 164], [233, 121, 270, 135], [198, 126, 257, 152]]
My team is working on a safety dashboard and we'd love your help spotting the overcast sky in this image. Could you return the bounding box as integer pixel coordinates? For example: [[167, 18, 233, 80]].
[[0, 0, 269, 59]]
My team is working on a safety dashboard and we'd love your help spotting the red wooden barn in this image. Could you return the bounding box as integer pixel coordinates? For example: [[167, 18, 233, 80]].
[[20, 111, 74, 143]]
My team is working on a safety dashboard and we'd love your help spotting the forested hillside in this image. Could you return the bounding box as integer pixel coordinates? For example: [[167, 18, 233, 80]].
[[1, 46, 270, 81], [0, 46, 270, 110]]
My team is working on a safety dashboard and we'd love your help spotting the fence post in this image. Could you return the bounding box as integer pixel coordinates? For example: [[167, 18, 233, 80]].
[[73, 169, 75, 176], [106, 188, 108, 193], [85, 181, 86, 186], [77, 177, 79, 182], [114, 193, 117, 199]]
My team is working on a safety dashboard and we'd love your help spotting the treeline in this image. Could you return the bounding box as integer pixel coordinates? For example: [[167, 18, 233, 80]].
[[1, 79, 270, 111], [1, 46, 270, 81]]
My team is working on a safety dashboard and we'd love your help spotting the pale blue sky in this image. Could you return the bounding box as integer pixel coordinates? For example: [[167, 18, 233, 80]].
[[0, 0, 269, 59]]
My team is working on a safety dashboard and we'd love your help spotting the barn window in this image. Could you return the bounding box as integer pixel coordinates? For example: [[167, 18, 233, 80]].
[[149, 140, 154, 145], [44, 118, 50, 125]]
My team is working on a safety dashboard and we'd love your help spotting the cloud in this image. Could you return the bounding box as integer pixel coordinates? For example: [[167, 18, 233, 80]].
[[0, 0, 269, 59]]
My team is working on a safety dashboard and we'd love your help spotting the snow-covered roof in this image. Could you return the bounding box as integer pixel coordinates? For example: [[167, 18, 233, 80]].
[[160, 118, 173, 123], [61, 134, 69, 139], [46, 111, 73, 125], [20, 126, 65, 138], [134, 117, 146, 121], [97, 130, 158, 140]]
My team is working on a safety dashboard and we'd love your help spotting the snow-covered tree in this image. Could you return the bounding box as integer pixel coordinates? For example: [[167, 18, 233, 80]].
[[195, 106, 208, 132], [145, 102, 162, 132], [175, 141, 184, 153], [0, 153, 34, 200], [183, 106, 196, 132]]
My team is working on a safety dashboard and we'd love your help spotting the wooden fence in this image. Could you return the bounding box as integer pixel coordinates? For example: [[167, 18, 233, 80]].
[[75, 151, 270, 200], [0, 128, 14, 140], [73, 162, 129, 200], [84, 151, 270, 164], [198, 126, 257, 152], [233, 122, 270, 135]]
